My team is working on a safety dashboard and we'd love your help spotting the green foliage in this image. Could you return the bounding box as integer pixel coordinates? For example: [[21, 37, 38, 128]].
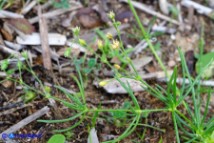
[[169, 5, 179, 18], [52, 0, 69, 9], [176, 48, 214, 143], [72, 26, 80, 37], [0, 0, 6, 9], [82, 58, 97, 74], [154, 42, 161, 51], [22, 90, 36, 103], [127, 0, 167, 76], [111, 101, 131, 119], [47, 134, 66, 143], [95, 29, 134, 65], [17, 60, 23, 70], [1, 59, 9, 71], [64, 131, 74, 140], [74, 57, 98, 75], [64, 48, 71, 57], [0, 0, 16, 9], [196, 52, 214, 79]]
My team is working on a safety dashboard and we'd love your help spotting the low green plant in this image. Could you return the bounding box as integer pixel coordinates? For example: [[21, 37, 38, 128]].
[[196, 52, 214, 79], [128, 0, 167, 76], [35, 26, 166, 141], [73, 56, 99, 76], [0, 0, 15, 9], [0, 1, 213, 143], [51, 0, 69, 9], [126, 1, 213, 142], [37, 3, 213, 142], [175, 48, 214, 143], [47, 134, 66, 143], [95, 29, 134, 66], [0, 0, 6, 9]]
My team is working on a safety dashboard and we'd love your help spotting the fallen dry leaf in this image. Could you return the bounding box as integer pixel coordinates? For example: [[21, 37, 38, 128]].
[[1, 80, 13, 88], [77, 8, 102, 29], [0, 28, 13, 41], [6, 18, 35, 34]]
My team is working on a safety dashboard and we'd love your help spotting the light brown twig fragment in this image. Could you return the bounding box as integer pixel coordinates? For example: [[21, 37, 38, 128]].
[[0, 10, 24, 18], [29, 3, 82, 24], [38, 5, 52, 71], [120, 0, 180, 25], [0, 106, 50, 139], [0, 45, 21, 57]]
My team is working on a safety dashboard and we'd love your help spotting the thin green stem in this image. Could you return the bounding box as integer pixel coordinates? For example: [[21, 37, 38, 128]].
[[172, 112, 180, 143], [89, 108, 168, 113], [128, 0, 167, 77]]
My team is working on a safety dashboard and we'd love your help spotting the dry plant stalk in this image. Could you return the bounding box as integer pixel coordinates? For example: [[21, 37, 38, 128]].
[[38, 5, 52, 71], [0, 106, 50, 139]]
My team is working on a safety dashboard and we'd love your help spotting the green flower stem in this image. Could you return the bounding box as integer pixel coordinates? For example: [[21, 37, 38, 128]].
[[112, 20, 126, 52], [89, 108, 168, 113], [128, 0, 168, 77], [172, 112, 180, 143], [103, 114, 141, 143], [136, 123, 166, 133]]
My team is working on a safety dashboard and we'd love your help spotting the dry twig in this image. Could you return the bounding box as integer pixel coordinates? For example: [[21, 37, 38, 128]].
[[29, 3, 82, 24], [181, 0, 214, 19], [0, 106, 50, 139], [158, 78, 214, 87], [0, 45, 21, 57], [38, 5, 52, 71], [0, 10, 24, 18], [120, 0, 180, 25], [21, 0, 37, 15]]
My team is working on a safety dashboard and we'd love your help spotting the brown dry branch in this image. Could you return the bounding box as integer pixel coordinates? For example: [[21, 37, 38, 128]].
[[0, 10, 24, 18], [4, 41, 25, 51], [21, 0, 37, 15], [181, 0, 214, 19], [29, 2, 82, 24], [120, 0, 180, 25], [0, 106, 50, 140], [38, 5, 52, 71], [0, 104, 32, 116], [0, 45, 21, 57], [158, 78, 214, 87]]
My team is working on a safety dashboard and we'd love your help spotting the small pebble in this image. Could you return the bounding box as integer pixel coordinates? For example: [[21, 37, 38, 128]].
[[168, 60, 176, 67], [170, 34, 176, 40]]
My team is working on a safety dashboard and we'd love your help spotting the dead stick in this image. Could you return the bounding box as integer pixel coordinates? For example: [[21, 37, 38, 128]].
[[120, 0, 180, 25], [0, 45, 21, 57], [38, 5, 52, 71], [0, 106, 50, 139]]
